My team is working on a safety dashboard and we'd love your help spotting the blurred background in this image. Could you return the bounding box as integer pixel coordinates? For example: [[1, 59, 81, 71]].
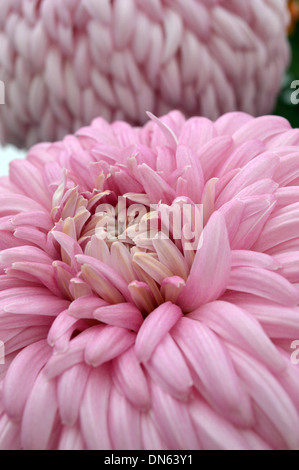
[[0, 3, 299, 176], [0, 145, 27, 175], [274, 3, 299, 127]]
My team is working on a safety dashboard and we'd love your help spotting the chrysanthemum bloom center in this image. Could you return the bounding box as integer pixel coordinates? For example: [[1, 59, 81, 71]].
[[51, 167, 202, 317]]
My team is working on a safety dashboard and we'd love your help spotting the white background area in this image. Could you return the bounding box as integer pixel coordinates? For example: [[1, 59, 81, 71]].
[[0, 145, 26, 176]]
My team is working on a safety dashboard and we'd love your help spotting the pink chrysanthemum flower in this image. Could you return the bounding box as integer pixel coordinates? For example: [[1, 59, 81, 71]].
[[0, 0, 290, 147], [1, 111, 299, 450]]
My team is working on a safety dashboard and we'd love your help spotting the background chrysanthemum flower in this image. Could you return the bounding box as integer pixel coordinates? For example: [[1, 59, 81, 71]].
[[0, 0, 290, 148], [1, 111, 299, 450]]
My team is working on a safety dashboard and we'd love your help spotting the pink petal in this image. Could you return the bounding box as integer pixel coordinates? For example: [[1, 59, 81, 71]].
[[140, 413, 168, 450], [231, 250, 281, 270], [274, 152, 299, 186], [136, 163, 176, 204], [217, 139, 265, 177], [58, 426, 85, 450], [178, 211, 231, 312], [232, 115, 290, 147], [68, 295, 108, 319], [146, 112, 178, 149], [228, 266, 299, 306], [274, 251, 299, 282], [21, 372, 58, 450], [0, 194, 47, 216], [0, 415, 21, 450], [3, 295, 70, 316], [175, 145, 204, 201], [227, 293, 299, 339], [108, 385, 142, 450], [229, 195, 276, 250], [10, 262, 62, 297], [94, 303, 143, 332], [215, 112, 253, 135], [80, 366, 112, 450], [215, 152, 279, 207], [151, 382, 199, 450], [190, 301, 285, 374], [145, 333, 193, 400], [172, 318, 253, 427], [84, 325, 136, 367], [12, 211, 53, 231], [43, 332, 92, 379], [77, 255, 131, 302], [9, 159, 52, 210], [253, 205, 299, 252], [135, 302, 182, 362], [190, 397, 249, 450], [180, 117, 216, 151], [112, 346, 151, 410], [47, 310, 81, 346], [161, 276, 186, 304], [197, 135, 234, 179], [0, 246, 53, 269], [3, 340, 52, 420], [52, 231, 83, 271], [229, 344, 299, 450], [57, 363, 91, 426], [4, 326, 49, 356]]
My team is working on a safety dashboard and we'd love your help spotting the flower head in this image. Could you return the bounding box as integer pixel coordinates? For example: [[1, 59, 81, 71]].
[[1, 111, 299, 450], [0, 0, 290, 147]]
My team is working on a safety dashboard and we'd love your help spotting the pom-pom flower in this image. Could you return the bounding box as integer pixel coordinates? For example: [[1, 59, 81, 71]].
[[0, 0, 290, 147], [1, 111, 299, 450]]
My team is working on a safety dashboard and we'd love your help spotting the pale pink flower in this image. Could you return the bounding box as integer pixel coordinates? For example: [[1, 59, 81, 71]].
[[1, 111, 299, 450], [0, 0, 290, 147]]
